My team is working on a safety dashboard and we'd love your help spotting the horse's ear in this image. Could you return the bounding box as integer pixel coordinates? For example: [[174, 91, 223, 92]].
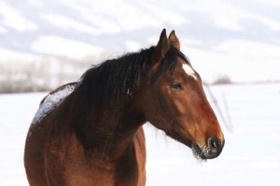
[[153, 29, 170, 63], [168, 30, 180, 50]]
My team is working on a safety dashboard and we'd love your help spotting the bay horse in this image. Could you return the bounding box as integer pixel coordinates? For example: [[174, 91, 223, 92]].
[[24, 29, 224, 186]]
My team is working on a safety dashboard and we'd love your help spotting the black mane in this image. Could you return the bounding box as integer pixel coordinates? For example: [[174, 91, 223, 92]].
[[78, 46, 187, 110]]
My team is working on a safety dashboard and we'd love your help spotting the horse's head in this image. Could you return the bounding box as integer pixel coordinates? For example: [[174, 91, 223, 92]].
[[142, 29, 224, 160]]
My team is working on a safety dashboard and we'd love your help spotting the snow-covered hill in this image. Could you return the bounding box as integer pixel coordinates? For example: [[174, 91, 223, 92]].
[[1, 0, 280, 82]]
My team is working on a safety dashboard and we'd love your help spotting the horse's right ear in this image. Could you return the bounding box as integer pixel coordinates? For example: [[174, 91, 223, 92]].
[[153, 29, 170, 64]]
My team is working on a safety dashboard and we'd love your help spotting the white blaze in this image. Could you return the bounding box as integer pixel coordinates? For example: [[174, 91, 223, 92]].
[[183, 64, 197, 80]]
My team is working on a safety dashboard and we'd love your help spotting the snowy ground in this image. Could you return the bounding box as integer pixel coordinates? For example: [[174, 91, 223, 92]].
[[0, 83, 280, 186]]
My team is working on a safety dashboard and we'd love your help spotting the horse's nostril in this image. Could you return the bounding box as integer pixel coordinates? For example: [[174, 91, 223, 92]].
[[210, 137, 221, 149]]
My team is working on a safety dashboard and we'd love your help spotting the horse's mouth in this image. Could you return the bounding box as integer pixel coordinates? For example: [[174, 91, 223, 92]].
[[192, 138, 224, 160], [192, 143, 208, 160]]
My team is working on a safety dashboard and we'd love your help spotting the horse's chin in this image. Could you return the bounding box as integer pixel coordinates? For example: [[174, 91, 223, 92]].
[[191, 143, 207, 161]]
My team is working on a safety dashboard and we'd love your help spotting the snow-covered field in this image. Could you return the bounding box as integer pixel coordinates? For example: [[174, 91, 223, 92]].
[[1, 83, 280, 186]]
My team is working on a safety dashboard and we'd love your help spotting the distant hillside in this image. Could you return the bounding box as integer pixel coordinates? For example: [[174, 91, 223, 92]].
[[1, 0, 280, 85]]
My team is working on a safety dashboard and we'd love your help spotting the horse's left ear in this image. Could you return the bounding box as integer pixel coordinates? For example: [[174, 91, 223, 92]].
[[168, 30, 180, 50], [153, 29, 170, 64]]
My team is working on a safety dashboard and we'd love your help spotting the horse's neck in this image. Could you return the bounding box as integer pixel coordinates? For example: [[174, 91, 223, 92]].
[[68, 88, 145, 160]]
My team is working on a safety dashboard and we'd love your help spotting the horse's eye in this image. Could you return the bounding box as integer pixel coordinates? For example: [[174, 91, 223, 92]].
[[171, 83, 183, 90]]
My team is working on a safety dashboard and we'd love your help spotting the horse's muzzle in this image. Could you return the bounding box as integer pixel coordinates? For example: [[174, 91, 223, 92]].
[[193, 137, 225, 160]]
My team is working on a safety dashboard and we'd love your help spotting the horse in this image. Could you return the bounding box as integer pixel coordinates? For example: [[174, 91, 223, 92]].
[[24, 29, 225, 186]]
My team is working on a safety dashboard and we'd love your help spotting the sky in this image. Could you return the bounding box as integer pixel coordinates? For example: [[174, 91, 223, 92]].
[[0, 0, 280, 83]]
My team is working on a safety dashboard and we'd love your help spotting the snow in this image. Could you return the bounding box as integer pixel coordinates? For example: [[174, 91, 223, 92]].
[[1, 0, 280, 82], [31, 36, 103, 59], [182, 44, 280, 83], [0, 26, 7, 34], [124, 41, 143, 51], [40, 13, 101, 35], [0, 1, 38, 32], [215, 39, 280, 60], [180, 0, 280, 31], [1, 83, 280, 185], [32, 84, 75, 124], [257, 0, 280, 7], [138, 3, 188, 26], [0, 48, 38, 61], [59, 0, 165, 32]]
